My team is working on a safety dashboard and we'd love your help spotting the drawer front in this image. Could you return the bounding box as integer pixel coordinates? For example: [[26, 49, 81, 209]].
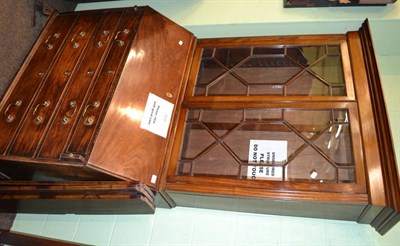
[[65, 11, 141, 160], [0, 13, 77, 155], [8, 12, 101, 157], [0, 181, 155, 214], [38, 10, 125, 159]]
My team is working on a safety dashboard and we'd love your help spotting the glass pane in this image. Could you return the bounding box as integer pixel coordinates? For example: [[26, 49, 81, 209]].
[[249, 85, 284, 95], [327, 45, 340, 56], [245, 109, 283, 121], [338, 168, 355, 183], [202, 48, 214, 58], [253, 46, 285, 55], [285, 109, 332, 139], [291, 46, 326, 66], [208, 73, 247, 96], [214, 47, 251, 68], [193, 45, 346, 97], [180, 123, 216, 159], [310, 55, 344, 87], [202, 109, 243, 137], [234, 57, 301, 84], [195, 59, 226, 95], [332, 86, 345, 96], [314, 124, 353, 165], [286, 71, 329, 96], [192, 144, 240, 177], [177, 108, 355, 184], [285, 146, 337, 183]]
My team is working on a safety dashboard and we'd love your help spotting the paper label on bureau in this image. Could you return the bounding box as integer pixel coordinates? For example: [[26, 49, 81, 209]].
[[247, 140, 287, 181], [140, 93, 174, 138]]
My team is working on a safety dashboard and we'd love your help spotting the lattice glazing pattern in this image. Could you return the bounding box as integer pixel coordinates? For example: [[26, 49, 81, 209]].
[[194, 45, 345, 96], [178, 109, 355, 183]]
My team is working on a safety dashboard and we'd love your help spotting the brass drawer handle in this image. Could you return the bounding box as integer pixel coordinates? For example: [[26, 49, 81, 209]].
[[82, 101, 100, 126], [114, 28, 130, 46], [61, 101, 78, 125], [65, 101, 77, 117], [82, 101, 100, 116], [70, 31, 86, 49], [44, 33, 60, 50], [32, 101, 50, 124], [96, 30, 110, 48], [3, 100, 22, 123]]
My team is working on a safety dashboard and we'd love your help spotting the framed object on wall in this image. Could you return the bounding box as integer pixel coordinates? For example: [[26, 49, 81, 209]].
[[284, 0, 397, 7]]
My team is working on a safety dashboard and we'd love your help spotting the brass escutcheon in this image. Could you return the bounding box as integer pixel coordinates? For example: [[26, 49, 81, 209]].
[[116, 40, 124, 46], [35, 115, 43, 124], [6, 115, 14, 123], [69, 101, 77, 108], [15, 100, 22, 106], [61, 116, 69, 125], [84, 116, 94, 126]]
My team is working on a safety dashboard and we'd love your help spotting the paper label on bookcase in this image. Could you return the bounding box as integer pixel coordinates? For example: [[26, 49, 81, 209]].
[[140, 93, 174, 138], [247, 140, 287, 181]]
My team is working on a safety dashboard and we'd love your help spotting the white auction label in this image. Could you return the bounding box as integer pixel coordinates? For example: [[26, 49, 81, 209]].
[[247, 140, 287, 181], [140, 93, 174, 138]]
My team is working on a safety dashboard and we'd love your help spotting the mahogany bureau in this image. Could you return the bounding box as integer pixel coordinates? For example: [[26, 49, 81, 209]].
[[0, 6, 398, 235]]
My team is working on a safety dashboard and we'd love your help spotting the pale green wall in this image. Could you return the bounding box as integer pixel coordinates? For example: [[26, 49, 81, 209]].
[[12, 1, 400, 245]]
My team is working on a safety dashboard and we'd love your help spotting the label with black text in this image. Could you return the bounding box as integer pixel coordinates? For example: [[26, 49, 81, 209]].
[[247, 140, 287, 180], [140, 93, 174, 138]]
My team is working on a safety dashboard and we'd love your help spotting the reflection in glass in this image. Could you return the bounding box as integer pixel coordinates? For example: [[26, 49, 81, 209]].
[[194, 45, 346, 96], [178, 108, 355, 184]]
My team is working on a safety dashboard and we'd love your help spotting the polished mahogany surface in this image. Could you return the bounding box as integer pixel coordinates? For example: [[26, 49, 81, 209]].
[[39, 10, 124, 159], [88, 7, 196, 187], [0, 7, 196, 186], [65, 10, 140, 160], [9, 12, 99, 157]]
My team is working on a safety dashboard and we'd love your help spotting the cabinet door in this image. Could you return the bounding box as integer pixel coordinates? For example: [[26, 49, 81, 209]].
[[8, 12, 101, 157], [177, 105, 362, 184], [0, 13, 76, 155], [166, 36, 367, 199], [38, 10, 125, 160], [64, 10, 141, 161]]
